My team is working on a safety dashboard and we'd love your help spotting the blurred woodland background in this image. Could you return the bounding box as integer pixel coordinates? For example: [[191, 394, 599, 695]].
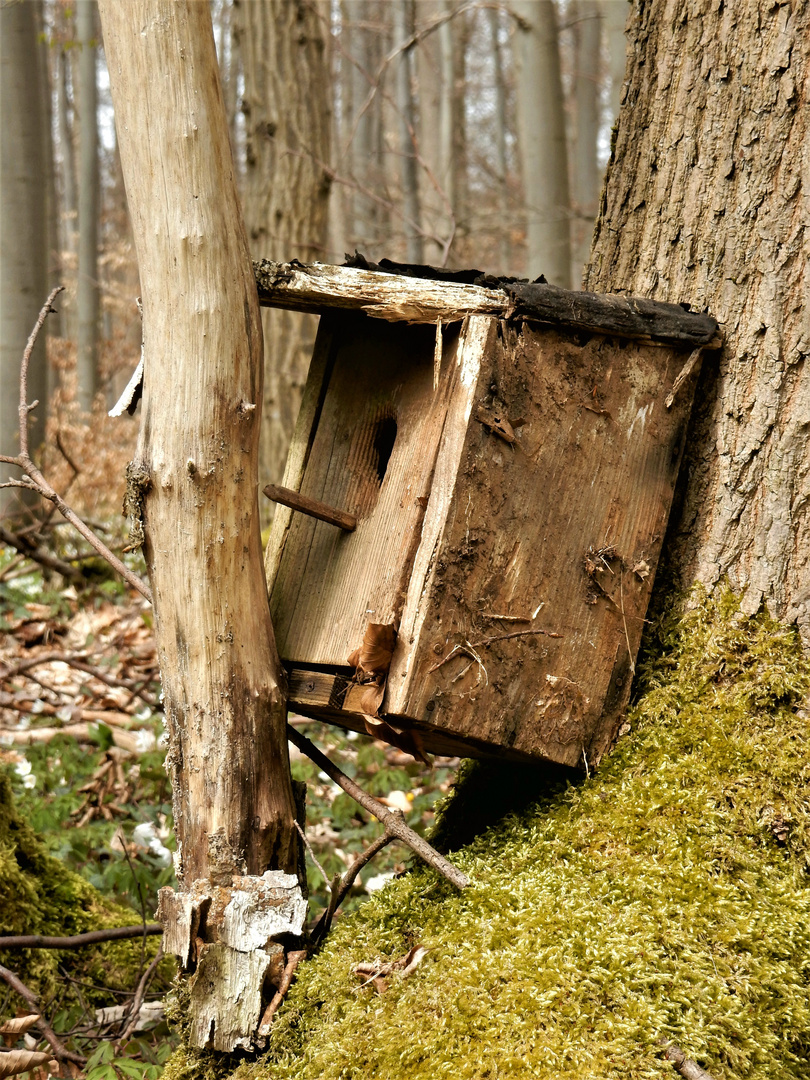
[[1, 0, 629, 523]]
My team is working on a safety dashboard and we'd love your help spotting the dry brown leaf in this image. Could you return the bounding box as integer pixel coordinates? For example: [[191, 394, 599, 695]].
[[361, 715, 430, 766], [359, 683, 385, 716], [0, 1049, 57, 1077], [475, 405, 516, 444], [0, 1017, 39, 1037], [348, 623, 396, 678]]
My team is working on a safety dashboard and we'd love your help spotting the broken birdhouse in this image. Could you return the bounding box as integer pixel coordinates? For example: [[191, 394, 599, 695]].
[[256, 260, 720, 770]]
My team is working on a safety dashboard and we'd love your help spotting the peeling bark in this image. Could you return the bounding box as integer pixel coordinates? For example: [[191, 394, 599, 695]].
[[586, 0, 810, 641]]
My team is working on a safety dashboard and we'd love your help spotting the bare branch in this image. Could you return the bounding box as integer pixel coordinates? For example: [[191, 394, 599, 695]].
[[0, 964, 85, 1066], [311, 831, 394, 946], [0, 925, 162, 950], [1, 291, 152, 603], [287, 724, 469, 890], [115, 943, 164, 1047]]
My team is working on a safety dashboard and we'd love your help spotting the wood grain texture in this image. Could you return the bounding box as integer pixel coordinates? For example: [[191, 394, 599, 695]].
[[268, 314, 478, 667], [387, 321, 699, 767]]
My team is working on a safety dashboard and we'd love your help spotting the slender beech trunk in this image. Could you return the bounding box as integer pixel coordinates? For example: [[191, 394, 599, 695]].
[[488, 5, 511, 273], [99, 0, 302, 1051], [513, 0, 571, 286], [234, 0, 331, 507], [571, 0, 601, 284], [393, 0, 423, 263], [76, 0, 99, 412], [602, 0, 629, 123], [1, 0, 48, 519], [586, 0, 810, 642]]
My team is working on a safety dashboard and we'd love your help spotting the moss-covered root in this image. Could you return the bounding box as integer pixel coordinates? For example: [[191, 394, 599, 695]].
[[164, 591, 810, 1080]]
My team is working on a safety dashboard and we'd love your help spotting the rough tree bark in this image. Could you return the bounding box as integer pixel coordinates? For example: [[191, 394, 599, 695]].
[[234, 0, 331, 507], [76, 0, 100, 412], [586, 0, 810, 641], [99, 0, 303, 1051], [513, 0, 571, 286], [0, 0, 48, 519]]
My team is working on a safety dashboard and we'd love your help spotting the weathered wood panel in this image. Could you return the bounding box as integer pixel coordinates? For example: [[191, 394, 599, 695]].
[[386, 322, 700, 767], [268, 305, 702, 767], [268, 315, 485, 666]]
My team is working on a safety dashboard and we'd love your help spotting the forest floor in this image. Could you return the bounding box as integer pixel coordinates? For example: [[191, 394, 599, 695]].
[[0, 537, 458, 1078]]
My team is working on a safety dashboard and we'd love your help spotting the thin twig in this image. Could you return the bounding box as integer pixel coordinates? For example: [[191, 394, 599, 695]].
[[311, 832, 394, 946], [287, 725, 468, 890], [294, 820, 331, 891], [1, 650, 158, 708], [115, 943, 164, 1048], [257, 949, 308, 1032], [0, 290, 152, 603], [0, 964, 86, 1065], [619, 572, 636, 676], [0, 925, 163, 950], [0, 524, 86, 584]]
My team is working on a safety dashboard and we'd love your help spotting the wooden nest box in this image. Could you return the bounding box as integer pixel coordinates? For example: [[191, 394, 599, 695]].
[[257, 260, 719, 770]]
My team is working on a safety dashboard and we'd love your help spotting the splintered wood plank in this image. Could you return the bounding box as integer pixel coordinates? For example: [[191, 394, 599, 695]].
[[253, 261, 720, 346], [387, 322, 701, 768], [269, 314, 477, 666]]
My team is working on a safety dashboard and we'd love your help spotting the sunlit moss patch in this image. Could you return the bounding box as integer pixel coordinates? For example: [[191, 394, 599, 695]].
[[166, 590, 810, 1080]]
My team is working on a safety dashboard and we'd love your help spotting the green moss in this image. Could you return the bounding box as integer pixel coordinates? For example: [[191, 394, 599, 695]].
[[165, 590, 810, 1080], [0, 769, 166, 1006]]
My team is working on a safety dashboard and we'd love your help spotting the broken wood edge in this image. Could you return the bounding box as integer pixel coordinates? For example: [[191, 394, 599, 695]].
[[253, 260, 722, 348], [263, 483, 357, 531], [286, 724, 469, 890]]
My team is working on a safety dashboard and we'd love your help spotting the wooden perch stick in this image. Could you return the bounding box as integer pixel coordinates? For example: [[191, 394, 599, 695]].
[[0, 925, 162, 950], [287, 724, 469, 889], [264, 484, 357, 531], [0, 290, 152, 603]]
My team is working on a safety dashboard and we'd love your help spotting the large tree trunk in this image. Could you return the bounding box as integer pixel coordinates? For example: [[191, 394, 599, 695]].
[[234, 0, 331, 509], [586, 0, 810, 642], [99, 0, 303, 1051], [0, 0, 48, 520], [76, 0, 100, 412], [513, 0, 571, 286]]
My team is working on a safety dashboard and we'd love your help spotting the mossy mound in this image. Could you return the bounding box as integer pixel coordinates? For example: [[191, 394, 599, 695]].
[[0, 769, 164, 1006], [165, 591, 810, 1079]]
